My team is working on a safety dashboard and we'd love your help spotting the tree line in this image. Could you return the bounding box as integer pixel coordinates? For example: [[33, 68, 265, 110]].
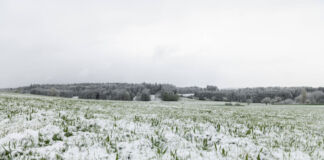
[[10, 83, 324, 104], [193, 86, 324, 105], [13, 83, 179, 101]]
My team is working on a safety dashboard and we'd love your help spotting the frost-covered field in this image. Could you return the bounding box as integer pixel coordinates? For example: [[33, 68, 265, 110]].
[[0, 93, 324, 160]]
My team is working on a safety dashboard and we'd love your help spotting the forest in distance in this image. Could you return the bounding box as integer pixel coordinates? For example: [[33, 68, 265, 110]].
[[7, 83, 324, 105]]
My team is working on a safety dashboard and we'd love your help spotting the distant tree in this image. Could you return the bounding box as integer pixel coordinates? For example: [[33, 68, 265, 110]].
[[301, 88, 307, 104], [279, 98, 295, 105], [50, 88, 59, 97], [177, 86, 203, 94], [246, 99, 253, 105], [15, 83, 324, 103], [261, 97, 271, 105], [225, 102, 233, 106], [274, 96, 282, 102], [160, 86, 179, 101], [59, 90, 74, 98], [157, 84, 179, 101], [295, 89, 309, 104], [111, 89, 132, 101], [161, 91, 179, 101], [206, 85, 219, 92], [271, 97, 282, 104], [295, 95, 302, 104], [308, 91, 324, 104], [137, 89, 151, 101]]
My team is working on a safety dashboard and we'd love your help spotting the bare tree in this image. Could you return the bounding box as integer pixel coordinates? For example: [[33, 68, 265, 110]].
[[261, 97, 271, 105]]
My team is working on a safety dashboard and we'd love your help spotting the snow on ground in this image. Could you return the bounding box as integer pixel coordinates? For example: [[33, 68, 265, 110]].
[[0, 93, 324, 160]]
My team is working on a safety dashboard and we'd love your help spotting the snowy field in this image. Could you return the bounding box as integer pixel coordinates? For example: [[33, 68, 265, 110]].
[[0, 93, 324, 160]]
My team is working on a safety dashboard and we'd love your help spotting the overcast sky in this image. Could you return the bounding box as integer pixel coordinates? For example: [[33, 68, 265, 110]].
[[1, 0, 324, 88]]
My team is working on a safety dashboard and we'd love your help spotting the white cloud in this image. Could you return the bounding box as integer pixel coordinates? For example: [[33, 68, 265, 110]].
[[0, 0, 324, 88]]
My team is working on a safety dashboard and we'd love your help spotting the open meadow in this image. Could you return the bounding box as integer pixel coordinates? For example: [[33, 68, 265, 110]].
[[0, 93, 324, 160]]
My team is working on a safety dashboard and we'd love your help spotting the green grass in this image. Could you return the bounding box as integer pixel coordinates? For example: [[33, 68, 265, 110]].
[[0, 93, 323, 159]]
